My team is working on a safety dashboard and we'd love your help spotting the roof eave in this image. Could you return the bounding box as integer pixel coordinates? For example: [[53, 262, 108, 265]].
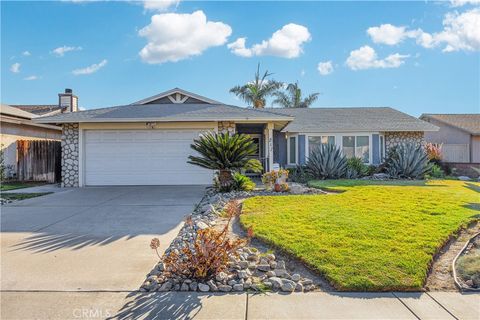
[[34, 116, 294, 124]]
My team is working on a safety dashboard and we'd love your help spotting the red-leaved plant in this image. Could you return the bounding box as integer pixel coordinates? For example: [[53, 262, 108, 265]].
[[425, 143, 442, 162], [161, 200, 251, 280]]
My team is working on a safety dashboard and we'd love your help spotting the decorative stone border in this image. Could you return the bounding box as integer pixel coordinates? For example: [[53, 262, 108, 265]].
[[61, 123, 79, 187], [385, 131, 424, 153], [141, 186, 322, 293], [452, 232, 480, 291]]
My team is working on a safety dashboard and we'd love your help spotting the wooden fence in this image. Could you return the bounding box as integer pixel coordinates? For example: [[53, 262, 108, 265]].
[[17, 140, 61, 183]]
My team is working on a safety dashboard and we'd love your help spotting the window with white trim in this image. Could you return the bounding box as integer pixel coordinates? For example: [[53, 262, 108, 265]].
[[308, 136, 335, 157], [288, 136, 296, 164], [342, 135, 370, 163]]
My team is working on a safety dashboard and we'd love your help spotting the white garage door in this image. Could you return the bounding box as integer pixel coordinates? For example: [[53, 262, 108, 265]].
[[84, 129, 213, 186]]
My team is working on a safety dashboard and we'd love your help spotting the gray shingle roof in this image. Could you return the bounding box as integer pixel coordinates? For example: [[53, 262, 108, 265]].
[[420, 114, 480, 135], [272, 107, 438, 133], [11, 104, 63, 116], [34, 103, 294, 124]]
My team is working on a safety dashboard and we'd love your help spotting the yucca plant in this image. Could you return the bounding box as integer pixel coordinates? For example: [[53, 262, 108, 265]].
[[188, 132, 262, 190], [345, 157, 369, 178], [386, 143, 433, 179], [232, 172, 256, 191], [306, 144, 347, 179]]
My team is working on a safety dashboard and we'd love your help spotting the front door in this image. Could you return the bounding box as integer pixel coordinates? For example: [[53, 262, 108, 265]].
[[246, 134, 263, 175]]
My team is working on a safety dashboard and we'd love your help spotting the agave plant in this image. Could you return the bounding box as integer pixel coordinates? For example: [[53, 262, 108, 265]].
[[188, 132, 262, 190], [385, 143, 433, 179], [229, 63, 282, 108], [306, 144, 347, 179]]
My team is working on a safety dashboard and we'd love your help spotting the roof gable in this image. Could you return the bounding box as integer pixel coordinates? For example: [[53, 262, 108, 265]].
[[132, 88, 222, 105]]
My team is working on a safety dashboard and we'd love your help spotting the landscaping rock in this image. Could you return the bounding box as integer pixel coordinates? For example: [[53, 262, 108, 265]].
[[159, 281, 173, 292], [291, 273, 301, 282], [281, 279, 296, 292], [216, 272, 228, 282], [233, 284, 244, 291], [237, 270, 248, 279], [266, 271, 276, 277], [218, 285, 232, 292], [189, 282, 198, 291], [274, 269, 287, 277], [269, 277, 283, 289], [180, 283, 189, 291], [198, 283, 210, 292], [257, 264, 271, 272], [207, 280, 218, 291], [458, 176, 472, 181], [295, 282, 304, 292]]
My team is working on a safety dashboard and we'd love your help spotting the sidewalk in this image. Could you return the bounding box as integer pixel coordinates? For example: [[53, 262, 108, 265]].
[[1, 291, 478, 319]]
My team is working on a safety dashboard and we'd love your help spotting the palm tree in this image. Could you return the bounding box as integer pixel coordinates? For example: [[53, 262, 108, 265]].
[[188, 132, 262, 191], [272, 81, 319, 108], [230, 64, 282, 108]]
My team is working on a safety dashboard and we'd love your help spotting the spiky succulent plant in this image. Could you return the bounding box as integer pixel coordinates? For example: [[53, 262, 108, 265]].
[[386, 143, 432, 179], [306, 144, 347, 179]]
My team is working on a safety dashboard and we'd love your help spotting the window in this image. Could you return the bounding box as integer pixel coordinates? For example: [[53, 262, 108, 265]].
[[308, 136, 335, 156], [289, 136, 296, 164], [356, 136, 369, 163], [342, 135, 370, 163], [342, 136, 355, 158]]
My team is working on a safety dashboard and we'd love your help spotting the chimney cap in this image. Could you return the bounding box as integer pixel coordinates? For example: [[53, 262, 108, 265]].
[[65, 88, 73, 94]]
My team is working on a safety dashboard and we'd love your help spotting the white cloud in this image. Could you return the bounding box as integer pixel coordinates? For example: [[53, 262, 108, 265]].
[[228, 23, 311, 58], [52, 45, 82, 57], [367, 8, 480, 52], [22, 51, 31, 56], [10, 62, 20, 73], [143, 0, 180, 11], [317, 61, 334, 75], [346, 45, 409, 70], [450, 0, 480, 7], [138, 10, 232, 64], [72, 59, 107, 75], [23, 75, 38, 81], [367, 24, 418, 45]]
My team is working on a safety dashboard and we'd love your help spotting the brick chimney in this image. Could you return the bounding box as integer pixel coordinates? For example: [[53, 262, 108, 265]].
[[58, 88, 78, 113]]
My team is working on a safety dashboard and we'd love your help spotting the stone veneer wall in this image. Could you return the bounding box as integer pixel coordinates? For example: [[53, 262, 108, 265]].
[[385, 131, 424, 152], [61, 123, 79, 187], [218, 121, 235, 134]]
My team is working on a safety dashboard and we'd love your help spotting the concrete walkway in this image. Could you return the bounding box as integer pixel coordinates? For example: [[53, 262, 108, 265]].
[[1, 291, 478, 319]]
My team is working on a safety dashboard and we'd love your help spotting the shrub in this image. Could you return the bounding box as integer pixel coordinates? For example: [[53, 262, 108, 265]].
[[456, 249, 480, 288], [425, 143, 443, 165], [385, 143, 433, 179], [232, 173, 256, 191], [345, 157, 369, 178], [287, 165, 311, 183], [427, 164, 445, 179], [306, 144, 347, 179], [162, 201, 249, 280], [188, 132, 262, 191]]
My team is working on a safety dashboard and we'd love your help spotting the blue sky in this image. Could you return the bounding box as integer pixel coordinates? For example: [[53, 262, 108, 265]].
[[1, 0, 479, 116]]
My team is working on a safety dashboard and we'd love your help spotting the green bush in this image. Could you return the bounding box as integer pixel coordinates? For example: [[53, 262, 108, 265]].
[[306, 144, 347, 179], [385, 144, 432, 179], [456, 248, 480, 287], [287, 165, 311, 183], [345, 157, 369, 178], [232, 173, 256, 191], [427, 164, 445, 179]]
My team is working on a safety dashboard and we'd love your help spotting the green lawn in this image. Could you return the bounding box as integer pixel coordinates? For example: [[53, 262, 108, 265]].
[[0, 192, 52, 201], [0, 181, 45, 191], [240, 180, 480, 291]]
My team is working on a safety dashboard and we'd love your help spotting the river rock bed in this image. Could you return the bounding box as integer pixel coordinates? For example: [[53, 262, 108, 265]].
[[140, 186, 321, 293]]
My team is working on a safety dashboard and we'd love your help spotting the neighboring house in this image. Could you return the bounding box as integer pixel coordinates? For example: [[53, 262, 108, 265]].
[[0, 104, 62, 178], [420, 113, 480, 165], [34, 88, 437, 187], [11, 88, 80, 116]]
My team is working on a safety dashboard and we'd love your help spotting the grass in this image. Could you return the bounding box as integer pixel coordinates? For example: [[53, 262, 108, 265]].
[[1, 192, 52, 201], [240, 180, 480, 291], [0, 181, 45, 191]]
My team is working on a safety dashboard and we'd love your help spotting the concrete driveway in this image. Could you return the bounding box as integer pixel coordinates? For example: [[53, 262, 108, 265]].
[[1, 185, 205, 291]]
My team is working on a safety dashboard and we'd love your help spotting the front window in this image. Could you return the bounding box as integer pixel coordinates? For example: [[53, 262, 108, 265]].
[[308, 136, 335, 156], [356, 136, 369, 163], [289, 137, 296, 164], [343, 135, 370, 163], [342, 136, 355, 158]]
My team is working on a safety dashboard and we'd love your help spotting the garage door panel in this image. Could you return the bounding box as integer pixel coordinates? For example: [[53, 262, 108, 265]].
[[84, 129, 212, 186]]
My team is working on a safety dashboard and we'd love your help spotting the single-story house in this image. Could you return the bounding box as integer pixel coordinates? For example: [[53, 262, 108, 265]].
[[420, 114, 480, 164], [0, 104, 62, 178], [35, 88, 438, 187]]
